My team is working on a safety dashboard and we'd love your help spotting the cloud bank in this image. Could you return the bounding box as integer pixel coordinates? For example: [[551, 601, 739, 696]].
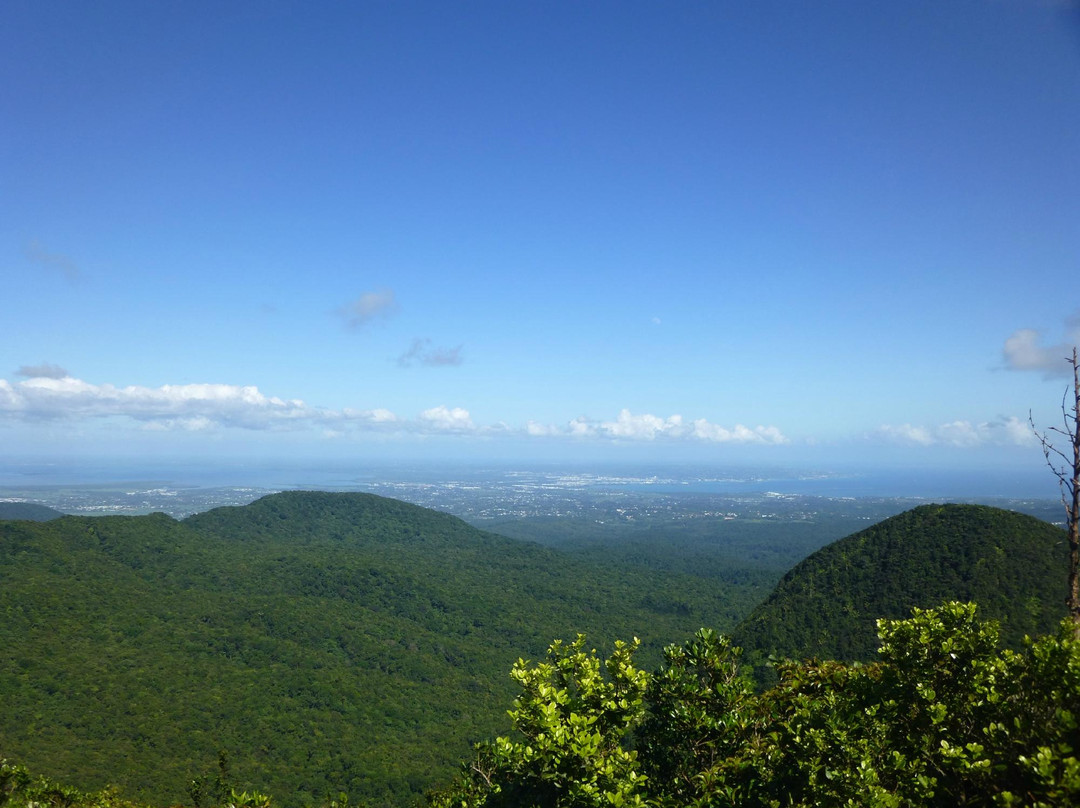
[[0, 375, 312, 431], [874, 416, 1035, 448], [2, 370, 1044, 456], [0, 373, 787, 446], [530, 409, 788, 445], [418, 405, 474, 431]]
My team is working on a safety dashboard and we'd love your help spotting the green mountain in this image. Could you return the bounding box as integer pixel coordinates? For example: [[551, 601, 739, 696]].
[[732, 503, 1068, 666], [0, 501, 63, 520], [0, 491, 743, 807]]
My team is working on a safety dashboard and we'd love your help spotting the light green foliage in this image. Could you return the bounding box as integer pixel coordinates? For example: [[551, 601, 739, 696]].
[[434, 603, 1080, 808], [754, 603, 1007, 807], [431, 636, 649, 807]]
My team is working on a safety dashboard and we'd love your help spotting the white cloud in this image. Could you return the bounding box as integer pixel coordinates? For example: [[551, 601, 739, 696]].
[[1000, 415, 1035, 445], [545, 409, 788, 444], [143, 416, 215, 432], [568, 416, 595, 437], [418, 405, 475, 432], [526, 420, 561, 437], [936, 420, 983, 448], [0, 373, 442, 436], [339, 289, 398, 329], [602, 409, 684, 440], [874, 416, 1035, 448], [8, 372, 351, 436], [343, 407, 398, 424], [1003, 325, 1079, 377], [1, 376, 310, 429], [877, 424, 936, 446], [691, 420, 788, 444], [0, 372, 790, 448]]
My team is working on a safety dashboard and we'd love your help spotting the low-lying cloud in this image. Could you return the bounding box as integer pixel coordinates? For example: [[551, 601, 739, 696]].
[[0, 374, 311, 430], [4, 369, 1043, 455], [530, 409, 789, 445], [874, 416, 1034, 448], [0, 372, 789, 447], [418, 405, 474, 431], [0, 373, 469, 435]]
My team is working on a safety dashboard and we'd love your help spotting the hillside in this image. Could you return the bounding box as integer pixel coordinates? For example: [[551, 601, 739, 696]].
[[732, 503, 1068, 666], [0, 501, 63, 520], [0, 491, 744, 807]]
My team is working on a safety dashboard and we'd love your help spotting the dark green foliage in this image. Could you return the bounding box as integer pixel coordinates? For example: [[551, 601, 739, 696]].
[[479, 508, 886, 632], [0, 492, 741, 807], [434, 603, 1080, 807], [0, 501, 63, 521], [483, 509, 869, 583], [732, 504, 1068, 670]]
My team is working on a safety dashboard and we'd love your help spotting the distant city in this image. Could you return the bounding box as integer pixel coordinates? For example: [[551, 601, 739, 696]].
[[0, 462, 1065, 529]]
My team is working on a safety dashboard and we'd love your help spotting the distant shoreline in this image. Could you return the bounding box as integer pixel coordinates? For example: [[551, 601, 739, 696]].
[[0, 459, 1062, 521]]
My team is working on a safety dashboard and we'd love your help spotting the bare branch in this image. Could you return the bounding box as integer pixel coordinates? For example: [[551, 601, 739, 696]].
[[1031, 346, 1080, 636]]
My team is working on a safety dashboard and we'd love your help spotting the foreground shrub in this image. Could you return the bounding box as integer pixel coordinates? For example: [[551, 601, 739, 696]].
[[431, 603, 1080, 807]]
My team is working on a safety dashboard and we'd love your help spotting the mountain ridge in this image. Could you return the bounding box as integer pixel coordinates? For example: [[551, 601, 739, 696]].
[[0, 501, 64, 521]]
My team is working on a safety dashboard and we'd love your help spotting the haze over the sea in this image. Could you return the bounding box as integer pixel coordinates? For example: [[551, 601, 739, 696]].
[[0, 456, 1062, 504]]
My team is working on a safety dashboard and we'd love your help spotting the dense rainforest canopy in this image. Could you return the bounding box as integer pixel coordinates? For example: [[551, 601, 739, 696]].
[[733, 504, 1068, 670], [6, 604, 1080, 808], [0, 492, 747, 806], [1, 494, 1074, 807]]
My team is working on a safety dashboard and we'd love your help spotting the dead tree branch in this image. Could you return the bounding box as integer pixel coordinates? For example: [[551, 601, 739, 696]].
[[1030, 347, 1080, 635]]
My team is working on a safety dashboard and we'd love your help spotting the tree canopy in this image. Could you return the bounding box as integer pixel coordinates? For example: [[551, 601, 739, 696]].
[[732, 504, 1068, 672], [0, 492, 743, 806], [432, 603, 1080, 808]]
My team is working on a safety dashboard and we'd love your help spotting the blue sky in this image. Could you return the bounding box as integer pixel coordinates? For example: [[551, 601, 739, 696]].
[[2, 0, 1079, 472]]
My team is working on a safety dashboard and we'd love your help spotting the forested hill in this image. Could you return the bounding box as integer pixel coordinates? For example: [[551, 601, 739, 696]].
[[732, 503, 1068, 666], [184, 489, 506, 547], [0, 491, 742, 807], [0, 501, 63, 520]]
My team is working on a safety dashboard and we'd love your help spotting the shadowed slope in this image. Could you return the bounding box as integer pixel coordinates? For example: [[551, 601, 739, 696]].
[[732, 504, 1068, 665]]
